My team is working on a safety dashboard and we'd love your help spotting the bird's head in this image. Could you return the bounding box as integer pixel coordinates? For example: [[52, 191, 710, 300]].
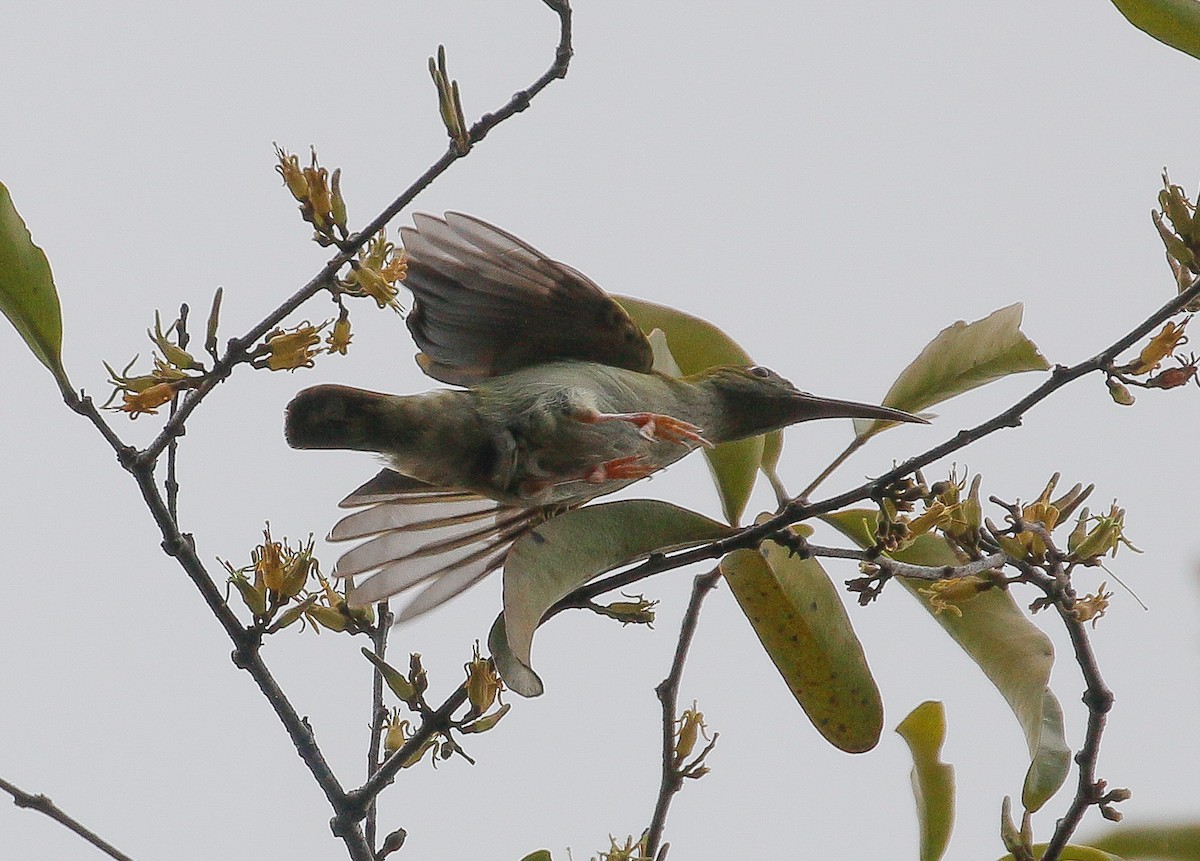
[[690, 365, 925, 442]]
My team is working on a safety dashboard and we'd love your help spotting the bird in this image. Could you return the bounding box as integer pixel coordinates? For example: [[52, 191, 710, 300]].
[[285, 212, 924, 620]]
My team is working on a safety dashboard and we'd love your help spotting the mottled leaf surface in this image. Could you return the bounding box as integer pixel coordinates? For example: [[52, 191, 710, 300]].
[[722, 540, 882, 753]]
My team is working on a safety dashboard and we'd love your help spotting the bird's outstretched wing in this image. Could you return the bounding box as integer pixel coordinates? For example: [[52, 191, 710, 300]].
[[329, 469, 550, 621], [401, 212, 654, 385]]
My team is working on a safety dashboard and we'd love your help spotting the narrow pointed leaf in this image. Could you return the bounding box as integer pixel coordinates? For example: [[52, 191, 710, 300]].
[[854, 303, 1048, 441], [0, 181, 68, 387], [721, 539, 883, 752], [360, 648, 417, 702], [1109, 0, 1200, 61], [824, 510, 1070, 810], [896, 701, 955, 861], [616, 295, 780, 525], [500, 500, 734, 695], [1089, 821, 1200, 859]]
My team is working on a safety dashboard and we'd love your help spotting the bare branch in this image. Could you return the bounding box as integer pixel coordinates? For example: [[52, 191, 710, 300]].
[[1000, 516, 1121, 860], [0, 776, 136, 861], [55, 3, 576, 857], [644, 567, 722, 858], [364, 601, 394, 850], [135, 0, 574, 464]]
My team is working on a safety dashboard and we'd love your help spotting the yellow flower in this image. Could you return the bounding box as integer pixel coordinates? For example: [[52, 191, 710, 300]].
[[919, 575, 992, 616], [1125, 318, 1190, 375], [674, 702, 710, 765], [264, 322, 325, 371], [326, 307, 352, 355], [274, 144, 309, 201], [115, 382, 176, 418], [464, 642, 503, 716], [1074, 583, 1113, 627]]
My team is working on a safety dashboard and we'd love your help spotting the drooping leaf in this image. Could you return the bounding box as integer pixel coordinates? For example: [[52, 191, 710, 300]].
[[896, 701, 956, 861], [616, 295, 780, 525], [499, 500, 735, 696], [721, 538, 883, 753], [1109, 0, 1200, 61], [1089, 821, 1200, 859], [824, 510, 1070, 811], [854, 303, 1048, 441], [488, 613, 544, 698], [998, 846, 1126, 861], [0, 181, 69, 388]]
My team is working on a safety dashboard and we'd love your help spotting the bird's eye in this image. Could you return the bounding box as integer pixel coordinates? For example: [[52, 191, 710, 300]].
[[749, 365, 772, 378]]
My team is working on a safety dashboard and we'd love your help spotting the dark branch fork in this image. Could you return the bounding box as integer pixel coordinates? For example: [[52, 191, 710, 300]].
[[43, 3, 575, 859]]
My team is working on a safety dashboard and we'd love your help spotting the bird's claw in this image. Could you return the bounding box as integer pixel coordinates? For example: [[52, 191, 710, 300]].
[[580, 410, 713, 448], [585, 454, 657, 483]]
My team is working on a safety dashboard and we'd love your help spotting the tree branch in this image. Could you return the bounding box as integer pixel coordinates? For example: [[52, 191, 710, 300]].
[[55, 3, 576, 857], [550, 277, 1200, 614], [994, 507, 1120, 861], [364, 601, 394, 850], [644, 567, 722, 859], [0, 776, 136, 861], [136, 0, 574, 464]]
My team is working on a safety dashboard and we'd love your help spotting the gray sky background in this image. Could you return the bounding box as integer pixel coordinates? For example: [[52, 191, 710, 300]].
[[3, 2, 1199, 858]]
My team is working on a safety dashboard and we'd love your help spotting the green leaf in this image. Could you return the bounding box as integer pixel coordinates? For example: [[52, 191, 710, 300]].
[[360, 647, 416, 702], [998, 846, 1126, 861], [488, 612, 544, 698], [1109, 0, 1200, 61], [1089, 821, 1200, 859], [824, 510, 1070, 810], [854, 303, 1048, 441], [518, 852, 554, 861], [896, 701, 956, 861], [721, 539, 883, 753], [0, 181, 68, 388], [616, 295, 780, 525], [499, 500, 735, 696]]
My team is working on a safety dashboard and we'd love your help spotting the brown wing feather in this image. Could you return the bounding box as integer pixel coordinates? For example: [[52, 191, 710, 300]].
[[401, 213, 653, 385]]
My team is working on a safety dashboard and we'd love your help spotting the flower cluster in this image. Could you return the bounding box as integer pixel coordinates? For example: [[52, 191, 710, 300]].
[[222, 525, 372, 634]]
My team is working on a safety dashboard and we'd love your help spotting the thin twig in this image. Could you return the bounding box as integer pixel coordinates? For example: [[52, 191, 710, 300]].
[[137, 0, 573, 465], [55, 3, 575, 857], [349, 684, 470, 810], [0, 776, 136, 861], [364, 600, 395, 850], [644, 567, 722, 858], [800, 435, 866, 500], [999, 515, 1119, 861], [1040, 595, 1116, 861], [165, 302, 188, 520]]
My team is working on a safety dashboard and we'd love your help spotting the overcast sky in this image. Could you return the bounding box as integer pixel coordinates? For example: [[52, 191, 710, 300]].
[[3, 2, 1199, 859]]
